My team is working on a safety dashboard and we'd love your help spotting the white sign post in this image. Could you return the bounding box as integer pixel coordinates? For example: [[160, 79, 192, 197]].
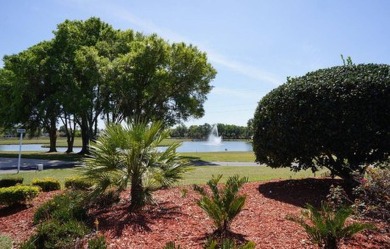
[[16, 129, 26, 173]]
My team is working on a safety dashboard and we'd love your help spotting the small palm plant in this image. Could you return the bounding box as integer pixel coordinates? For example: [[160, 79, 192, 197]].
[[287, 203, 375, 249], [193, 175, 248, 237], [83, 120, 188, 211]]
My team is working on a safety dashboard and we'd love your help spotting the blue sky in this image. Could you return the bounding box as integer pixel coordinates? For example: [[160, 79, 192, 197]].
[[1, 1, 389, 127]]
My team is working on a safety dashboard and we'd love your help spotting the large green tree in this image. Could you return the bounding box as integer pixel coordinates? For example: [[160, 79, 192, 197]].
[[52, 18, 215, 153], [0, 41, 61, 152], [52, 17, 117, 154], [1, 17, 216, 154], [253, 64, 390, 185], [110, 35, 216, 125]]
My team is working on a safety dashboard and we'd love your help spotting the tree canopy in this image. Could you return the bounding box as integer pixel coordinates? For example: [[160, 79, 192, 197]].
[[252, 64, 390, 183], [0, 17, 216, 153]]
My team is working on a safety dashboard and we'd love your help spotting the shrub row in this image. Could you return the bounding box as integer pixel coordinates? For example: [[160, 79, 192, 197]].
[[64, 177, 93, 190], [0, 176, 23, 187], [0, 185, 40, 206], [32, 178, 61, 192]]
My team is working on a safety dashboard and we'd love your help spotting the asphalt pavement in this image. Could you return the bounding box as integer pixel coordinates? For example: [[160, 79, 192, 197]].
[[0, 157, 81, 174], [0, 157, 261, 174]]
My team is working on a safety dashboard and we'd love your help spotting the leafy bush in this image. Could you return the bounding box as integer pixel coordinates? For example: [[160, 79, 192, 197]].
[[0, 185, 40, 206], [287, 203, 375, 249], [88, 234, 107, 249], [193, 175, 248, 236], [0, 176, 23, 188], [31, 177, 61, 192], [20, 219, 89, 249], [87, 188, 120, 208], [326, 185, 352, 211], [354, 166, 390, 222], [253, 64, 390, 184], [64, 176, 93, 190], [33, 191, 88, 225], [0, 234, 12, 249]]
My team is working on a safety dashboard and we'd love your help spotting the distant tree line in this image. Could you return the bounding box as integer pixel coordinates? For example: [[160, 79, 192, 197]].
[[170, 123, 253, 140], [0, 17, 216, 153]]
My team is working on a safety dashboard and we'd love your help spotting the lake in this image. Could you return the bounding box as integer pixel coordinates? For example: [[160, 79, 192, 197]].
[[0, 141, 253, 153]]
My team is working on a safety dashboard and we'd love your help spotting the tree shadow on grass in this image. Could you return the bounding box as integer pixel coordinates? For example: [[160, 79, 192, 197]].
[[92, 201, 184, 237], [258, 178, 347, 208], [181, 156, 220, 166]]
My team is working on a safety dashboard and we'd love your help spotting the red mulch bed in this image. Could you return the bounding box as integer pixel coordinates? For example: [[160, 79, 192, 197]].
[[1, 178, 389, 248]]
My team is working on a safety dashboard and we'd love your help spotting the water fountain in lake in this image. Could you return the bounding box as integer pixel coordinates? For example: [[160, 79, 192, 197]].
[[207, 124, 222, 145]]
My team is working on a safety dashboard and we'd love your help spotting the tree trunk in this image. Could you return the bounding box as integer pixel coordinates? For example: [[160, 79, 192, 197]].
[[130, 175, 145, 212], [324, 236, 338, 249], [65, 119, 76, 153], [48, 127, 58, 152], [47, 117, 57, 152], [66, 132, 75, 153], [78, 117, 90, 155]]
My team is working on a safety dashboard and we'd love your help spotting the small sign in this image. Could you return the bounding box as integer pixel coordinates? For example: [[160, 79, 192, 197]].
[[17, 129, 26, 133]]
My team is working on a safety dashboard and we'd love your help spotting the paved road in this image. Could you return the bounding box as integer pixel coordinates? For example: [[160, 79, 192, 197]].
[[0, 157, 261, 174], [0, 157, 81, 174]]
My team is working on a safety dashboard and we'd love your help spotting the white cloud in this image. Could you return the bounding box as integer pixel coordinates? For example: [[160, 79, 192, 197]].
[[97, 3, 282, 87], [207, 51, 281, 85], [212, 87, 267, 100]]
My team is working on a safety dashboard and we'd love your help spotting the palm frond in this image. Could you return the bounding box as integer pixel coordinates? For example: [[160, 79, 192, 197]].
[[194, 175, 248, 233]]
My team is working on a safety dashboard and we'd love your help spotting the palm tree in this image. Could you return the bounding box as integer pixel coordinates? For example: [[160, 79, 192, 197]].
[[83, 120, 188, 211]]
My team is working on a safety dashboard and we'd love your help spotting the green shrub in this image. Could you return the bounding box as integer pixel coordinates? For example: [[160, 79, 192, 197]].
[[205, 238, 256, 249], [287, 203, 375, 249], [33, 191, 88, 225], [87, 188, 120, 208], [354, 166, 390, 222], [64, 177, 93, 190], [163, 241, 182, 249], [88, 234, 107, 249], [0, 185, 40, 206], [0, 176, 23, 188], [20, 219, 89, 249], [31, 177, 61, 192], [193, 175, 248, 236], [0, 234, 12, 249], [253, 64, 390, 185]]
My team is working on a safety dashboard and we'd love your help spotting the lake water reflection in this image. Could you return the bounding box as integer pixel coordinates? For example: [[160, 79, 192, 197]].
[[0, 141, 252, 153], [168, 141, 252, 152]]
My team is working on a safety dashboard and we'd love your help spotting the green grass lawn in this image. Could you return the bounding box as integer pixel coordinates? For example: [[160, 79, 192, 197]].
[[0, 138, 327, 187], [0, 168, 83, 188], [0, 165, 327, 187], [181, 151, 255, 162], [178, 166, 327, 185]]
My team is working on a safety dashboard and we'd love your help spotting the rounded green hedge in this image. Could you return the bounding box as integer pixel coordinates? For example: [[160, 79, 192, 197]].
[[32, 177, 61, 192], [253, 64, 390, 180], [0, 185, 40, 206]]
